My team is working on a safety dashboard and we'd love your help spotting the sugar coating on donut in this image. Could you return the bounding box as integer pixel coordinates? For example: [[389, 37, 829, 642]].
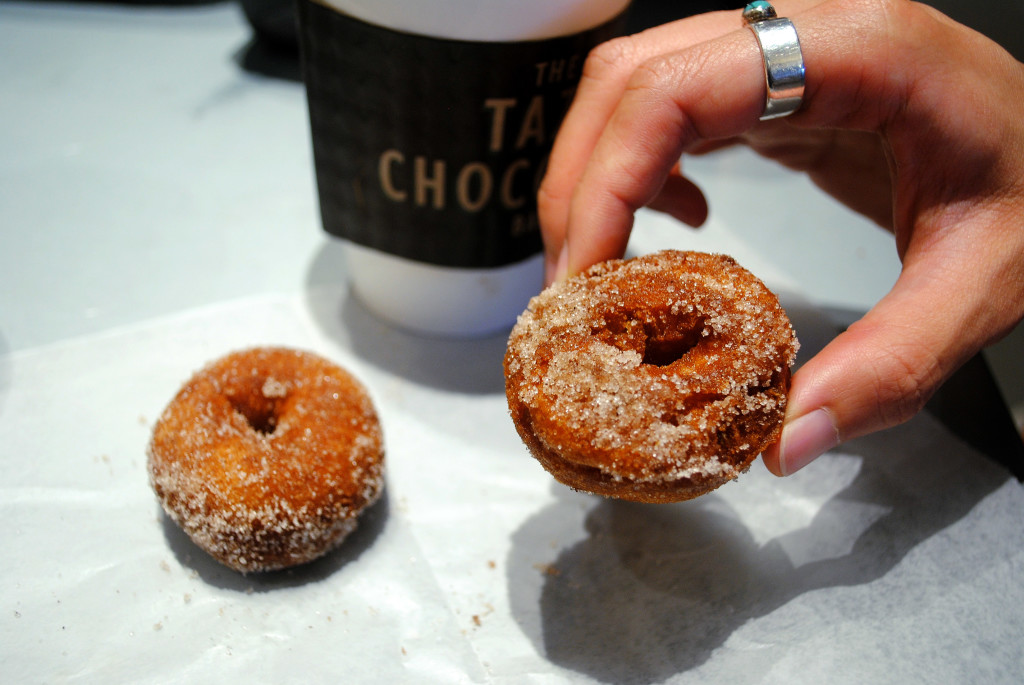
[[148, 347, 384, 572], [504, 251, 799, 503]]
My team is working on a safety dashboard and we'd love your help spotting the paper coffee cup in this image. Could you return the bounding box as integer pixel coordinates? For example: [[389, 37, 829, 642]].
[[298, 0, 631, 336]]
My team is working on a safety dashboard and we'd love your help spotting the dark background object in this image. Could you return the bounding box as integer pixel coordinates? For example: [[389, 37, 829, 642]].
[[240, 0, 1023, 55], [237, 0, 741, 74], [240, 0, 300, 50]]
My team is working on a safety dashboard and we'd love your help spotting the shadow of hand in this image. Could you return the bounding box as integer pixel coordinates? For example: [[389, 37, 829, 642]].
[[507, 411, 1013, 684]]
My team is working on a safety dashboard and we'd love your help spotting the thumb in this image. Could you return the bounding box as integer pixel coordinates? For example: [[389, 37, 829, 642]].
[[762, 243, 1019, 476]]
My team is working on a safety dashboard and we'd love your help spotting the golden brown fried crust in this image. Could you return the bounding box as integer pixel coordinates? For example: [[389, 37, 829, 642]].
[[148, 347, 384, 572], [504, 251, 798, 503]]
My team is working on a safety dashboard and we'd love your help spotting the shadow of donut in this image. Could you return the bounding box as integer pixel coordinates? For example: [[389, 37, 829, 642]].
[[507, 412, 1014, 684], [159, 487, 391, 592]]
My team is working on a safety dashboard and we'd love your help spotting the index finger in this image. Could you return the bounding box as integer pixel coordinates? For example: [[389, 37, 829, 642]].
[[538, 10, 742, 283], [560, 0, 894, 278], [562, 26, 767, 277]]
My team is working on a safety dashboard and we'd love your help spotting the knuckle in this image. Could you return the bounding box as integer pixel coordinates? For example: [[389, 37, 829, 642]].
[[536, 182, 563, 217], [831, 0, 899, 20], [583, 35, 640, 82], [626, 47, 696, 97], [626, 56, 671, 95], [582, 35, 686, 99], [870, 339, 942, 428], [837, 0, 928, 40]]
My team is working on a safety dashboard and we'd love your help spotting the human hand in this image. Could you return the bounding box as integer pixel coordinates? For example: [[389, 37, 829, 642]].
[[537, 0, 1024, 475]]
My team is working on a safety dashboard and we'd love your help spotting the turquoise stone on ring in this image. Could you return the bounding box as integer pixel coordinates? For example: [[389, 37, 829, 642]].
[[743, 1, 778, 23]]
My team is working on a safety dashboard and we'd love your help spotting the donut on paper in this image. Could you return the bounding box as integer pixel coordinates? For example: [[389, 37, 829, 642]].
[[148, 347, 384, 572]]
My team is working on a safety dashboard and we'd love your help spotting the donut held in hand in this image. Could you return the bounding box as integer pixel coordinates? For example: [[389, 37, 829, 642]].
[[148, 347, 384, 572], [504, 250, 798, 503]]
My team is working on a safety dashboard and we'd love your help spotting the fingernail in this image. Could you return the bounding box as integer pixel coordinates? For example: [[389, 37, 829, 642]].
[[777, 408, 839, 476]]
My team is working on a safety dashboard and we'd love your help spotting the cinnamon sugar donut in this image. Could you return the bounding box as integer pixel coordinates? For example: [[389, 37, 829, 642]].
[[504, 251, 798, 503], [148, 347, 384, 572]]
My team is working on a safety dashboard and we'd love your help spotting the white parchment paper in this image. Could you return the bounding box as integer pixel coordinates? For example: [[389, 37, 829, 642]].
[[2, 289, 1022, 684]]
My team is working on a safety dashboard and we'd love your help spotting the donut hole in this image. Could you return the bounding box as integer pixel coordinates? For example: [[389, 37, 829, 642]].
[[641, 316, 706, 368], [231, 397, 281, 435], [642, 329, 703, 367], [239, 403, 279, 434], [593, 312, 707, 368], [225, 384, 286, 436]]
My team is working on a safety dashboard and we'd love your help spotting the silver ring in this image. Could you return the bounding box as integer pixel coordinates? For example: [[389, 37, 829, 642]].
[[743, 2, 805, 120]]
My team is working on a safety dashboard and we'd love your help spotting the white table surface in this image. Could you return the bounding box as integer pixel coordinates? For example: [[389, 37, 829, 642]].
[[2, 2, 1023, 683]]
